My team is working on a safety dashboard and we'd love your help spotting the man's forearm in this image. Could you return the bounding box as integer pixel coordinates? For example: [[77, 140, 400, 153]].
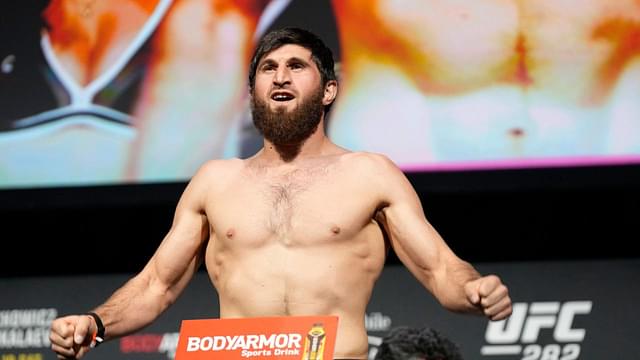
[[92, 272, 172, 341], [436, 260, 482, 314]]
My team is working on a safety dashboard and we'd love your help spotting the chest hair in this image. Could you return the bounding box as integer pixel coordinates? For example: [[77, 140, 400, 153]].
[[263, 167, 329, 237]]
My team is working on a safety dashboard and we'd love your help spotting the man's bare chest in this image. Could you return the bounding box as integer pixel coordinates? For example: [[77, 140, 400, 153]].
[[206, 168, 376, 246]]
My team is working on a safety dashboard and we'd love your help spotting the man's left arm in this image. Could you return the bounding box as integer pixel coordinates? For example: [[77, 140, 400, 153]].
[[369, 154, 512, 321]]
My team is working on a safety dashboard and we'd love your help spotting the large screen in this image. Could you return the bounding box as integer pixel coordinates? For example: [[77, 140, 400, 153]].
[[1, 0, 639, 192]]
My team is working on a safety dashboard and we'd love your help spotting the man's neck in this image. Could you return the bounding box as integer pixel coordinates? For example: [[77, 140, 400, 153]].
[[258, 123, 333, 165]]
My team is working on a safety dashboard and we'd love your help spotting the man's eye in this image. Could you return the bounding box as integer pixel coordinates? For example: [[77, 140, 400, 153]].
[[261, 65, 276, 72], [289, 63, 304, 70]]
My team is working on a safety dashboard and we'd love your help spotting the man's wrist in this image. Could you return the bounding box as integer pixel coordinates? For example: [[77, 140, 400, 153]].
[[86, 312, 105, 347]]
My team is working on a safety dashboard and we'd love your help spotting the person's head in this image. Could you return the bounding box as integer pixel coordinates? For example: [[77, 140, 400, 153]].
[[374, 326, 464, 360], [249, 27, 337, 96], [248, 27, 338, 147]]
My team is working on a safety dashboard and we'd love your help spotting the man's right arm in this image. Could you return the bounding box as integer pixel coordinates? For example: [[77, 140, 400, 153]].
[[49, 161, 218, 358]]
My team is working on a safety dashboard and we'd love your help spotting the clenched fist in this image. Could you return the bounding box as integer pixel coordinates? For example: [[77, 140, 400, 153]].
[[465, 275, 512, 321], [49, 314, 98, 359]]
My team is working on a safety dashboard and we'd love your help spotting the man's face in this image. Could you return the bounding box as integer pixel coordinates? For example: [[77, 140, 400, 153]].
[[250, 44, 328, 144]]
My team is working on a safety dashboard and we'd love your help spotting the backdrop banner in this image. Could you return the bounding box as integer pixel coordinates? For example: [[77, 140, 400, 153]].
[[1, 259, 638, 360]]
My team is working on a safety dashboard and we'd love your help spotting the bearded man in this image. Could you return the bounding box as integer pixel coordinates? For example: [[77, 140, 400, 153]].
[[49, 27, 511, 360]]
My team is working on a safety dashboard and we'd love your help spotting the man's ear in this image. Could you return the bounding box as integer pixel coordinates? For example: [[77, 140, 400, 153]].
[[322, 80, 338, 105]]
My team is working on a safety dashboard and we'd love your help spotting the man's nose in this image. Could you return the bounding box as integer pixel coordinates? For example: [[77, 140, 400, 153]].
[[273, 66, 291, 87]]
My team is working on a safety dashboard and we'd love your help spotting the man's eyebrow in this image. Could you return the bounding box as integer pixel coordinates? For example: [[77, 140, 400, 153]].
[[258, 58, 277, 67], [258, 56, 311, 67], [286, 57, 311, 65]]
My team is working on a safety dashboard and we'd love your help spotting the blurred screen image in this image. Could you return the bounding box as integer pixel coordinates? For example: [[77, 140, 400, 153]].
[[1, 0, 639, 190]]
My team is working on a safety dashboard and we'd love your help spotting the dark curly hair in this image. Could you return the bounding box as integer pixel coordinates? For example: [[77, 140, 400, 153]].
[[374, 326, 464, 360]]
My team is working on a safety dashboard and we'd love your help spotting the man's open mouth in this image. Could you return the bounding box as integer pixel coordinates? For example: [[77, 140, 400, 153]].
[[271, 92, 295, 102]]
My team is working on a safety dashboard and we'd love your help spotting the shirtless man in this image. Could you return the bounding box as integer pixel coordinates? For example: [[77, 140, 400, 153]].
[[48, 28, 512, 360]]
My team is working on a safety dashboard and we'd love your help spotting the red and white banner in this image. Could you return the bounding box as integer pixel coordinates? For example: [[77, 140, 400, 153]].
[[175, 316, 338, 360]]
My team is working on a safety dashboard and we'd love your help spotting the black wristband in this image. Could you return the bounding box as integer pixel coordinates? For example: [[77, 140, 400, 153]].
[[86, 312, 105, 347]]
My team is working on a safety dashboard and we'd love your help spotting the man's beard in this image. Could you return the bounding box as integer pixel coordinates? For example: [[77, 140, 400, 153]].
[[250, 86, 324, 145]]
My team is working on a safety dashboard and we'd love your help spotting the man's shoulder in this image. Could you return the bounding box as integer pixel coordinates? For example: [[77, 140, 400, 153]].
[[340, 151, 400, 172], [190, 158, 245, 183], [338, 152, 408, 200], [198, 158, 244, 172]]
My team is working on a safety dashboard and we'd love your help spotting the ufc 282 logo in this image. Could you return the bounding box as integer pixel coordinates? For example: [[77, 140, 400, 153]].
[[481, 301, 592, 360]]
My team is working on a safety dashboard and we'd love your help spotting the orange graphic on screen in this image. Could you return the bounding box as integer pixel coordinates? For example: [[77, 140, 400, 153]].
[[328, 0, 640, 169], [1, 0, 639, 189], [0, 0, 286, 188]]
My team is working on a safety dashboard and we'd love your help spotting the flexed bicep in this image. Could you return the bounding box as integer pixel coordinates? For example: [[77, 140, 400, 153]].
[[146, 166, 214, 304], [369, 154, 447, 289], [150, 211, 209, 299], [371, 154, 482, 311], [378, 198, 449, 291]]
